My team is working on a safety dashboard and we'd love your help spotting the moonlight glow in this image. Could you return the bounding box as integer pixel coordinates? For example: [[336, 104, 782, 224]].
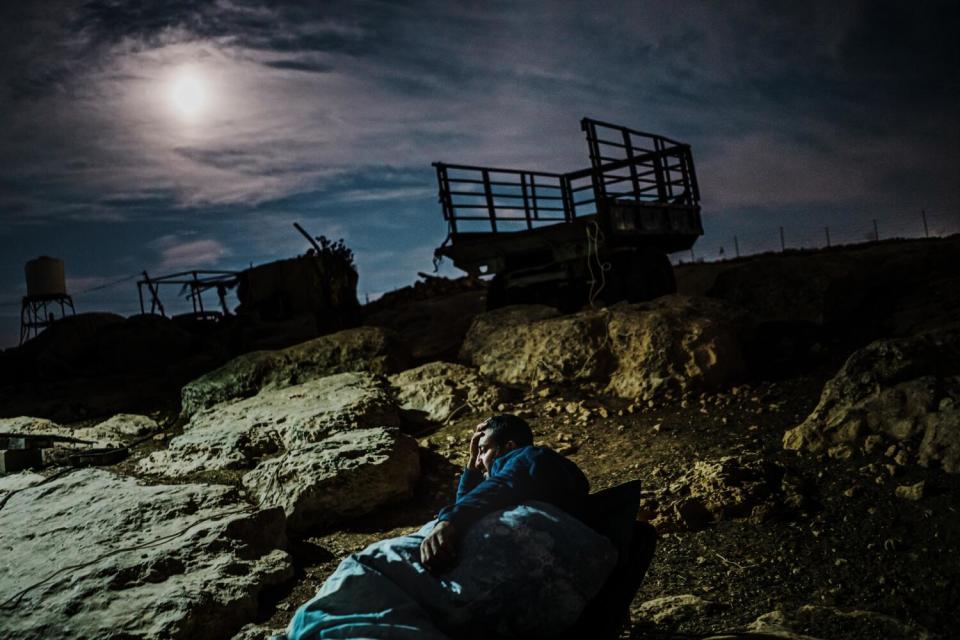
[[169, 70, 208, 119]]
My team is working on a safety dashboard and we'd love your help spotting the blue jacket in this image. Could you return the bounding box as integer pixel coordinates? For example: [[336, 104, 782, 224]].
[[436, 445, 590, 531]]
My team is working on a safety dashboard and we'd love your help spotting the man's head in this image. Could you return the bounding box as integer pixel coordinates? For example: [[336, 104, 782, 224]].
[[475, 414, 533, 475]]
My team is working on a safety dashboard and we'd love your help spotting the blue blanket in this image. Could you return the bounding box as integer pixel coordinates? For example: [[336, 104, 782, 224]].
[[285, 502, 617, 639]]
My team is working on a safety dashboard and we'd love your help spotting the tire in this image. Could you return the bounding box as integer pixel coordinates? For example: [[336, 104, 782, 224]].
[[616, 248, 676, 303]]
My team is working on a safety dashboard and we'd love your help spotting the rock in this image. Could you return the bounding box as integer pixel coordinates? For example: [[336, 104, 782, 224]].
[[72, 413, 158, 447], [0, 470, 45, 494], [180, 350, 284, 418], [140, 372, 401, 476], [746, 605, 932, 640], [0, 415, 62, 435], [783, 327, 960, 473], [459, 297, 748, 396], [605, 296, 748, 400], [388, 361, 507, 423], [181, 327, 410, 417], [918, 396, 960, 473], [242, 427, 420, 532], [634, 594, 718, 625], [459, 305, 609, 386], [0, 468, 292, 640], [862, 434, 883, 454], [652, 455, 795, 532], [0, 414, 156, 450], [895, 481, 925, 501]]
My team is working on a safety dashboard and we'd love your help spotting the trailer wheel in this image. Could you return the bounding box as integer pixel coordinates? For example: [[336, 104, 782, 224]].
[[486, 274, 508, 310], [619, 248, 676, 302]]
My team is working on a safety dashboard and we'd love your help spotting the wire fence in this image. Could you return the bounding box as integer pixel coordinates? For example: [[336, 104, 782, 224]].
[[672, 209, 959, 264]]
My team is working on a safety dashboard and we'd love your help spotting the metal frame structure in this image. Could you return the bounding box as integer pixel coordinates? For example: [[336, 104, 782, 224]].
[[137, 270, 239, 319], [19, 293, 75, 345], [433, 117, 700, 236]]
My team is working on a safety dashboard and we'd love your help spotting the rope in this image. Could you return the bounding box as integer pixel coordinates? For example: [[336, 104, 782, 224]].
[[0, 273, 139, 308], [72, 274, 139, 296], [585, 221, 611, 309], [0, 467, 79, 513]]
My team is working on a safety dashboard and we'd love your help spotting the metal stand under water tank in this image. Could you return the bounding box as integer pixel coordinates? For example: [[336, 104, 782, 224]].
[[20, 256, 75, 345]]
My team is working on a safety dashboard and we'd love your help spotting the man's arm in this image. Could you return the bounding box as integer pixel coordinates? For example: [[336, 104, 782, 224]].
[[420, 423, 488, 573], [435, 449, 532, 531], [455, 429, 485, 501], [421, 454, 530, 573]]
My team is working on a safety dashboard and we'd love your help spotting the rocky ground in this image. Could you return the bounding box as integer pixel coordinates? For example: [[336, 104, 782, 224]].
[[2, 235, 958, 640]]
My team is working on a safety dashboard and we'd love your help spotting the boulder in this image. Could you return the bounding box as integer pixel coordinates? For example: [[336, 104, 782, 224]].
[[605, 296, 748, 400], [783, 327, 960, 472], [77, 413, 158, 447], [459, 305, 609, 386], [634, 594, 719, 626], [648, 455, 801, 532], [181, 326, 410, 416], [389, 361, 507, 423], [0, 415, 62, 435], [242, 427, 420, 532], [746, 605, 932, 640], [0, 468, 291, 640], [140, 372, 402, 476], [2, 414, 158, 449]]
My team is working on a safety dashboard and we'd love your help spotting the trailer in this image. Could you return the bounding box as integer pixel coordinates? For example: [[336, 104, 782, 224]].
[[433, 118, 703, 310]]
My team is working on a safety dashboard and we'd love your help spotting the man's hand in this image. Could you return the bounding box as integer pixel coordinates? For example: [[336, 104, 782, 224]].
[[420, 520, 459, 573], [466, 419, 489, 472], [467, 430, 484, 472]]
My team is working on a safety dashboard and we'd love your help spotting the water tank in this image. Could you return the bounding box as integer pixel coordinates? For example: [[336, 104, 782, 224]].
[[25, 256, 67, 297]]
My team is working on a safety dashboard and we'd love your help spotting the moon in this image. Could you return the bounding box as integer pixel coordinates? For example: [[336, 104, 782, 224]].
[[169, 69, 208, 119]]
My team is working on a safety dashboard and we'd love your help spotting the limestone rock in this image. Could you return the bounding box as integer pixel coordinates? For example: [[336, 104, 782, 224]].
[[784, 327, 960, 472], [242, 427, 420, 532], [0, 468, 292, 640], [140, 372, 401, 476], [651, 455, 797, 532], [389, 361, 507, 422], [0, 414, 155, 449], [459, 305, 609, 386], [180, 350, 283, 418], [0, 415, 62, 435], [747, 605, 932, 640], [78, 413, 158, 446], [606, 296, 748, 400], [634, 594, 718, 625], [181, 327, 410, 416], [895, 481, 926, 501]]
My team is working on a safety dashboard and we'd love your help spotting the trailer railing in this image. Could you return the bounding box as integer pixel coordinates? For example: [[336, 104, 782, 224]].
[[434, 118, 699, 234]]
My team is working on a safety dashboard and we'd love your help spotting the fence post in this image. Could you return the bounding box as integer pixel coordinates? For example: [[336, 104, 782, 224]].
[[734, 235, 740, 258], [779, 226, 785, 252], [873, 219, 879, 242], [690, 248, 695, 262], [825, 226, 831, 248], [922, 209, 929, 238]]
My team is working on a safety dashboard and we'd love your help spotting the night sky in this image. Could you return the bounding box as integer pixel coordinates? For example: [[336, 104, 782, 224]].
[[1, 1, 958, 348]]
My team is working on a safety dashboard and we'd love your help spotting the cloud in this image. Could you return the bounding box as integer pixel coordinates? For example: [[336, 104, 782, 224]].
[[151, 236, 229, 270]]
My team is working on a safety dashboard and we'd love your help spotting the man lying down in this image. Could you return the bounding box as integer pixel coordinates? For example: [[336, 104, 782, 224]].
[[283, 414, 617, 640]]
